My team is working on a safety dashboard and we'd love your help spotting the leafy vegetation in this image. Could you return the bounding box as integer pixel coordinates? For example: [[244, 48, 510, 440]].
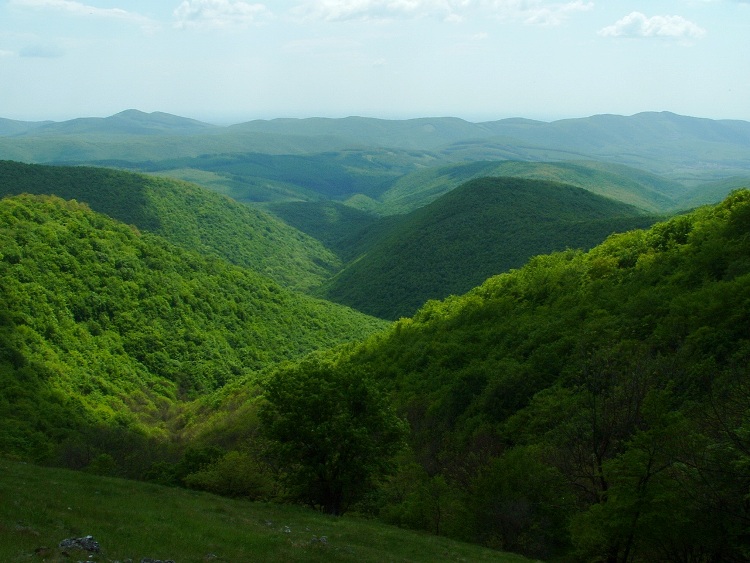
[[172, 189, 750, 561], [316, 189, 749, 560], [379, 160, 683, 215], [323, 177, 661, 319], [260, 356, 407, 515], [2, 135, 750, 562], [0, 193, 385, 463], [0, 160, 340, 292], [264, 200, 386, 261]]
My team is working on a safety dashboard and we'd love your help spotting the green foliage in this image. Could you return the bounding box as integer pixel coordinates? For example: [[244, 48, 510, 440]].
[[259, 356, 407, 515], [380, 160, 682, 215], [471, 446, 574, 559], [143, 150, 417, 202], [0, 194, 386, 462], [324, 176, 660, 319], [0, 160, 340, 292], [334, 190, 750, 559], [265, 200, 382, 261], [182, 449, 276, 499]]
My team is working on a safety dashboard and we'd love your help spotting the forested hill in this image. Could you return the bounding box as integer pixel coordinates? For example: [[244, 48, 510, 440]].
[[0, 160, 340, 292], [323, 189, 749, 560], [322, 177, 661, 319], [0, 194, 386, 460], [378, 160, 684, 215]]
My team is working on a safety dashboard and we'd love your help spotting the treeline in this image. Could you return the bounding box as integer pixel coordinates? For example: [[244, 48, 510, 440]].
[[0, 194, 385, 462], [179, 190, 750, 561]]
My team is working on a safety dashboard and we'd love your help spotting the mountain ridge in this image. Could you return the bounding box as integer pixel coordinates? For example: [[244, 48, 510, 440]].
[[321, 176, 661, 319], [2, 110, 749, 183]]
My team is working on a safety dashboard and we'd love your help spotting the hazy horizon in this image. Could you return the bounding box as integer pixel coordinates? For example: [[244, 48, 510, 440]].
[[2, 1, 749, 124], [6, 107, 750, 129]]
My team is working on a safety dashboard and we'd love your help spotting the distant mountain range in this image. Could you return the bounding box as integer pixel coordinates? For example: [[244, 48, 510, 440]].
[[2, 110, 750, 185]]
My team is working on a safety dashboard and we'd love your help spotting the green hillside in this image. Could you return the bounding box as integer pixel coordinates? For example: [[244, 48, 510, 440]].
[[264, 200, 386, 260], [0, 160, 340, 292], [0, 459, 529, 563], [329, 189, 750, 560], [676, 175, 750, 210], [0, 194, 386, 461], [175, 190, 750, 561], [3, 185, 749, 562], [379, 160, 683, 215], [142, 149, 433, 202], [3, 111, 750, 196], [322, 177, 660, 319]]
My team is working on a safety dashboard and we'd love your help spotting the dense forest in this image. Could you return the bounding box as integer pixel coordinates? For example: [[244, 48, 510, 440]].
[[0, 193, 385, 463], [320, 177, 661, 319], [180, 190, 750, 561], [1, 150, 749, 562], [0, 160, 340, 292]]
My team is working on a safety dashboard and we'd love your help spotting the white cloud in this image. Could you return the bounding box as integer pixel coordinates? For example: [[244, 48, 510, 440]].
[[295, 0, 592, 25], [174, 0, 273, 29], [480, 0, 593, 26], [599, 12, 706, 40], [295, 0, 461, 22], [9, 0, 155, 27]]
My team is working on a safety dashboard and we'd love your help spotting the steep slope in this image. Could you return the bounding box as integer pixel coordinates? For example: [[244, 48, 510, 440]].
[[322, 177, 659, 319], [186, 190, 750, 561], [327, 190, 750, 559], [0, 160, 340, 292], [0, 194, 387, 460], [675, 175, 750, 210], [265, 200, 383, 260]]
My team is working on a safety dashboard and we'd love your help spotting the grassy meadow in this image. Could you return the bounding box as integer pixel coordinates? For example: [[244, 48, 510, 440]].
[[0, 459, 533, 563]]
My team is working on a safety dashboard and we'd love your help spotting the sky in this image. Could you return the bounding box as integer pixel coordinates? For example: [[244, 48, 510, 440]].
[[1, 0, 749, 124]]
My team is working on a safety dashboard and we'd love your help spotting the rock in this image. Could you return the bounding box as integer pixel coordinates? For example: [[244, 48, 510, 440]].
[[140, 558, 176, 563], [58, 535, 101, 552]]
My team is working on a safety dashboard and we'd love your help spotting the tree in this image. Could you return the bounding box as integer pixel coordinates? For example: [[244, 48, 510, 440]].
[[259, 356, 406, 515]]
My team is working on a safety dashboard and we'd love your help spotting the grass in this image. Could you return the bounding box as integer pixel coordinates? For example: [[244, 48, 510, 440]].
[[0, 459, 534, 563]]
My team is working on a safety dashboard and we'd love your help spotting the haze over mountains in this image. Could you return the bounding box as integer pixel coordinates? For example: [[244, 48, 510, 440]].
[[3, 109, 750, 182]]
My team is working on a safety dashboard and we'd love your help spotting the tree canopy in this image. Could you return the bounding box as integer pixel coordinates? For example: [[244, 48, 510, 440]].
[[259, 356, 406, 515]]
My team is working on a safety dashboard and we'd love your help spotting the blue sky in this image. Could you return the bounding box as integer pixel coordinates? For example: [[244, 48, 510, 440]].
[[1, 0, 748, 123]]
